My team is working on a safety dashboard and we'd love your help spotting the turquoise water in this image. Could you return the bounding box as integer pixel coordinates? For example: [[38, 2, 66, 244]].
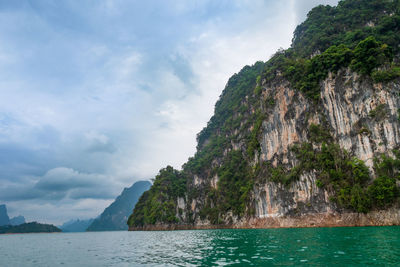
[[0, 226, 399, 266]]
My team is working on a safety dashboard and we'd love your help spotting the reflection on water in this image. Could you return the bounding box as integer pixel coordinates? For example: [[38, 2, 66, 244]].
[[0, 226, 399, 266]]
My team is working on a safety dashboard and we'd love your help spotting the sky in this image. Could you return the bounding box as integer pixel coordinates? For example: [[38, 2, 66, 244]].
[[0, 0, 339, 224]]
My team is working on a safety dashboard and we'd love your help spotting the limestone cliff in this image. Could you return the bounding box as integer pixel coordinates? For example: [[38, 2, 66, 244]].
[[128, 0, 400, 230], [253, 69, 400, 220]]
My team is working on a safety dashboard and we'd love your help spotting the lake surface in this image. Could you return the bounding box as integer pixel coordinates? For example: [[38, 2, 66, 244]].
[[0, 226, 399, 266]]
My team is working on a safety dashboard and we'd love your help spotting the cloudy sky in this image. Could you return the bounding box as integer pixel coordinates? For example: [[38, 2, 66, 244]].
[[0, 0, 339, 224]]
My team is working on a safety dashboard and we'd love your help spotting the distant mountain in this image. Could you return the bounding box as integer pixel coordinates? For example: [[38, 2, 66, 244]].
[[60, 218, 94, 232], [87, 180, 151, 231], [0, 222, 61, 234], [10, 215, 26, 226], [0, 204, 10, 226]]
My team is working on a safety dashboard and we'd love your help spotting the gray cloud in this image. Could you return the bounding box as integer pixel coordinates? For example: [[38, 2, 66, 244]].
[[0, 167, 119, 202], [35, 168, 102, 191]]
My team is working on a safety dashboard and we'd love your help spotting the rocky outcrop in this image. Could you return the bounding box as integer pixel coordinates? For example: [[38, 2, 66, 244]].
[[321, 71, 400, 167], [253, 173, 332, 218]]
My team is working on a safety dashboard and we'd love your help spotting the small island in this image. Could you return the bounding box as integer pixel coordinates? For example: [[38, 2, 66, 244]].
[[0, 222, 61, 234]]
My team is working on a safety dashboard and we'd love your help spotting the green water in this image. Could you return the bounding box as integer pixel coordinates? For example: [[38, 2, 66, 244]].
[[0, 226, 399, 266]]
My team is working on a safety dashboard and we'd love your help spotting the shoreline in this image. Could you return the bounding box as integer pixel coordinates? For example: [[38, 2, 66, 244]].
[[129, 209, 400, 231]]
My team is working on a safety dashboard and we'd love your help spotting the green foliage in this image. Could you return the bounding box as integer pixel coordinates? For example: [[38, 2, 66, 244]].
[[265, 96, 275, 107], [316, 179, 324, 188], [270, 37, 393, 101], [368, 176, 398, 208], [368, 151, 400, 208], [359, 127, 371, 136], [247, 111, 265, 158], [199, 150, 254, 224], [374, 151, 400, 179], [0, 222, 61, 234], [128, 166, 186, 227], [337, 184, 371, 213], [254, 85, 262, 95], [268, 164, 301, 186], [368, 104, 387, 120], [308, 123, 332, 143], [372, 65, 400, 83], [254, 75, 262, 95], [350, 36, 392, 75], [187, 62, 265, 174], [292, 0, 400, 58], [196, 62, 265, 150]]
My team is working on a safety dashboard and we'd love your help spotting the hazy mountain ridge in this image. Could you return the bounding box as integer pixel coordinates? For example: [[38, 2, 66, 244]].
[[10, 215, 26, 226], [0, 204, 26, 226], [60, 218, 95, 232], [87, 181, 151, 231]]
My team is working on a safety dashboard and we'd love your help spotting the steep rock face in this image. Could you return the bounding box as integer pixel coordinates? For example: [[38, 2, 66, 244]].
[[321, 71, 400, 166], [253, 173, 331, 218], [252, 70, 400, 219], [259, 83, 309, 165]]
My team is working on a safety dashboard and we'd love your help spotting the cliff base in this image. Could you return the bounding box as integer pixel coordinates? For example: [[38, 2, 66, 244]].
[[129, 209, 400, 231]]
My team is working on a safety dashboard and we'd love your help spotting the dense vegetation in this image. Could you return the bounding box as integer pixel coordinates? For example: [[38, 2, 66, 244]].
[[0, 222, 61, 234], [199, 150, 254, 224], [264, 35, 397, 101], [293, 0, 400, 56], [128, 0, 400, 227], [127, 166, 186, 227], [185, 62, 265, 174]]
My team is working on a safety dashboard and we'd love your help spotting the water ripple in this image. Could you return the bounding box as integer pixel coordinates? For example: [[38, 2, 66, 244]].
[[0, 226, 399, 266]]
